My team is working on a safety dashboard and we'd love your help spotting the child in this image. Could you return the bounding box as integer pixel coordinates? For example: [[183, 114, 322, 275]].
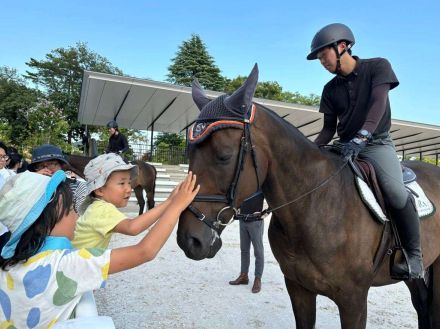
[[72, 153, 186, 249], [0, 170, 198, 327]]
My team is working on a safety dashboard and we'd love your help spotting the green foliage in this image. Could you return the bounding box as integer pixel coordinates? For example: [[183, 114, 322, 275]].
[[150, 133, 186, 164], [24, 42, 123, 142], [152, 144, 187, 165], [0, 66, 40, 146], [281, 91, 320, 106], [225, 76, 320, 106], [154, 132, 185, 148], [167, 34, 225, 91], [405, 156, 440, 167], [23, 101, 70, 149]]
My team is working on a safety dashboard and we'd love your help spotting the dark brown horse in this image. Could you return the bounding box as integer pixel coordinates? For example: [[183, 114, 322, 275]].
[[176, 65, 440, 329], [66, 154, 157, 215]]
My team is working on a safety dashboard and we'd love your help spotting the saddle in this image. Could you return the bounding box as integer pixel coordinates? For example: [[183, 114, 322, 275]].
[[350, 159, 435, 280], [350, 159, 435, 222]]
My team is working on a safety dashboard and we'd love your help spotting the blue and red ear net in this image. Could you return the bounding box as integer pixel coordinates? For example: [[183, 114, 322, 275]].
[[188, 104, 256, 144]]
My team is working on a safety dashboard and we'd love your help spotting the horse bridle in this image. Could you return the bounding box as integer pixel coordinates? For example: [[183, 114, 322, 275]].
[[187, 113, 265, 234], [186, 107, 349, 235]]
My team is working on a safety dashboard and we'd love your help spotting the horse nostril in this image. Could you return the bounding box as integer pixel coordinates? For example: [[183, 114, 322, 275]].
[[189, 236, 202, 249]]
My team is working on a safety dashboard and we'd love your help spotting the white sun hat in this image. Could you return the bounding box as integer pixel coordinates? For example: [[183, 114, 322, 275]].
[[77, 153, 137, 214]]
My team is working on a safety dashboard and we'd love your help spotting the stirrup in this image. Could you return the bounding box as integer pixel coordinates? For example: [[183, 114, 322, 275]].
[[389, 246, 424, 280]]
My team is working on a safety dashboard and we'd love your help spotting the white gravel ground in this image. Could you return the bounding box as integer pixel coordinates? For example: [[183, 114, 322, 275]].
[[94, 211, 418, 329]]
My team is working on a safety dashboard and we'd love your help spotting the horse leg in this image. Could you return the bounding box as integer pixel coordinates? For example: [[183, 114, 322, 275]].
[[133, 186, 145, 215], [146, 188, 155, 210], [335, 289, 368, 329], [432, 257, 440, 328], [284, 276, 317, 329], [405, 275, 431, 329]]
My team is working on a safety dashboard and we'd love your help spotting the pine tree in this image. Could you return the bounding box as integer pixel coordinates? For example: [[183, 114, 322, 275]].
[[167, 34, 225, 91]]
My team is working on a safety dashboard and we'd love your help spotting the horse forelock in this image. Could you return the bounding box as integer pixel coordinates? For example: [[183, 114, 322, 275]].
[[189, 98, 255, 144]]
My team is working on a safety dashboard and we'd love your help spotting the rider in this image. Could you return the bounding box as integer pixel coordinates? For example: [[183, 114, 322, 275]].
[[106, 120, 129, 156], [308, 23, 424, 280]]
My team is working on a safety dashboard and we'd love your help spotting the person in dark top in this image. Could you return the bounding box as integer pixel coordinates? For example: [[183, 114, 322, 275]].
[[28, 144, 87, 214], [106, 120, 129, 156], [307, 23, 424, 280]]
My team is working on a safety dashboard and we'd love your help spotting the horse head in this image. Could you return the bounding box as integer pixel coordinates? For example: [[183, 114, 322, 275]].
[[177, 64, 270, 260]]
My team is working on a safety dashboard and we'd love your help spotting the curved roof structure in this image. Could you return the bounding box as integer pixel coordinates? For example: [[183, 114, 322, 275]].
[[79, 70, 440, 161]]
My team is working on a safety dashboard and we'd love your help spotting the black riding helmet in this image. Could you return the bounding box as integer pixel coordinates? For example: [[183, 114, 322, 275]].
[[306, 23, 355, 60], [107, 120, 118, 129]]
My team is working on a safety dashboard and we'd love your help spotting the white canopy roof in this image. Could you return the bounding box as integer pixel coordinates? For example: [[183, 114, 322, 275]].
[[79, 71, 440, 159]]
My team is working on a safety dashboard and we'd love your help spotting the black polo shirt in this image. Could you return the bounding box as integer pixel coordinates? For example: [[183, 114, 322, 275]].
[[319, 57, 399, 142], [107, 133, 129, 153]]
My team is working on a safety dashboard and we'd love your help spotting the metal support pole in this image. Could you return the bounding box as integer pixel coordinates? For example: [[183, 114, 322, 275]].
[[150, 123, 154, 161]]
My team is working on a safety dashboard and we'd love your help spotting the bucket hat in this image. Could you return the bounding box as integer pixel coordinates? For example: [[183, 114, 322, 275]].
[[77, 153, 137, 214], [28, 144, 69, 172], [0, 170, 66, 259]]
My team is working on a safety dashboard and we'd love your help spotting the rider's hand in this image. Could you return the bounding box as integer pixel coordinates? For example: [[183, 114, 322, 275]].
[[341, 141, 366, 160], [341, 130, 371, 161]]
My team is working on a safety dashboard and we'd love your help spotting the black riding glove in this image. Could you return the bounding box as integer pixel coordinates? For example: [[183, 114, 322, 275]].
[[341, 130, 372, 161]]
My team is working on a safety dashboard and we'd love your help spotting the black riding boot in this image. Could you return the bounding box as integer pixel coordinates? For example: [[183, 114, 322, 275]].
[[390, 195, 424, 280]]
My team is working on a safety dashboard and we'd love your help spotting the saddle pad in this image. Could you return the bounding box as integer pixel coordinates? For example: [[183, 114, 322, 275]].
[[355, 177, 436, 224], [406, 181, 436, 218]]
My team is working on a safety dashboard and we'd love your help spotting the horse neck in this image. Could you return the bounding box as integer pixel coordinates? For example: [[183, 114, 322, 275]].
[[255, 107, 345, 226]]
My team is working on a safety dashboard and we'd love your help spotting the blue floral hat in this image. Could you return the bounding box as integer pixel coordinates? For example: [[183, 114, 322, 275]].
[[0, 170, 66, 259]]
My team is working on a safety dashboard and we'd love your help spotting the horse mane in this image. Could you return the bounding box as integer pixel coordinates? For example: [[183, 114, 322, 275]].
[[255, 102, 319, 146], [254, 102, 343, 164]]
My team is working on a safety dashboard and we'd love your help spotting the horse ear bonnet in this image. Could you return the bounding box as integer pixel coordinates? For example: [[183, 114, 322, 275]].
[[190, 64, 259, 144]]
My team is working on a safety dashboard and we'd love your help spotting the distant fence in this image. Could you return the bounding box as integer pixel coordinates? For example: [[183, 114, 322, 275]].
[[91, 140, 188, 164]]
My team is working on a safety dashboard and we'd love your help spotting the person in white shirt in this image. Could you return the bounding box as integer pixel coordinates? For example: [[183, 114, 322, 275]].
[[0, 141, 15, 181]]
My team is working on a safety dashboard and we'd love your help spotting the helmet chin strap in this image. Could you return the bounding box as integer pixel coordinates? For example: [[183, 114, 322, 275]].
[[332, 42, 352, 75]]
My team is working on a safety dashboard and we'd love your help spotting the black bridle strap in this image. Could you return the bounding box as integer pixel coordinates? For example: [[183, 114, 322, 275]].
[[193, 195, 228, 203], [228, 127, 248, 206]]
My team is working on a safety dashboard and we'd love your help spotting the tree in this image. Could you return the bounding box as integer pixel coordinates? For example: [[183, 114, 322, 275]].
[[225, 76, 284, 101], [154, 132, 185, 148], [167, 34, 225, 91], [0, 66, 40, 146], [24, 42, 123, 143], [281, 91, 320, 106], [23, 101, 70, 150], [225, 76, 320, 106]]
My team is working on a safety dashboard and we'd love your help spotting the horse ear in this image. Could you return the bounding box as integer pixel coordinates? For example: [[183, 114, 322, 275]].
[[224, 63, 259, 114], [192, 79, 211, 111]]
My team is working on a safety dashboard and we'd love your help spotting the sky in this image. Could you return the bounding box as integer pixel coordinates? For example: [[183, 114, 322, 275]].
[[1, 0, 439, 126]]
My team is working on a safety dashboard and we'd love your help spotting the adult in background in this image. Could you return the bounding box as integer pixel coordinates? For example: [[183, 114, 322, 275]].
[[0, 141, 15, 181], [28, 144, 87, 214], [229, 220, 264, 293], [106, 120, 129, 156], [307, 23, 423, 280], [6, 147, 24, 173]]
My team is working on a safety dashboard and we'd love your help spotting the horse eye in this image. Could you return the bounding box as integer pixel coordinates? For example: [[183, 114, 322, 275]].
[[217, 153, 232, 162]]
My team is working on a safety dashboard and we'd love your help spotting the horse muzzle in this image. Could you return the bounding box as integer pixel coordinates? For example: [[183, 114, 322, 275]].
[[177, 213, 223, 260]]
